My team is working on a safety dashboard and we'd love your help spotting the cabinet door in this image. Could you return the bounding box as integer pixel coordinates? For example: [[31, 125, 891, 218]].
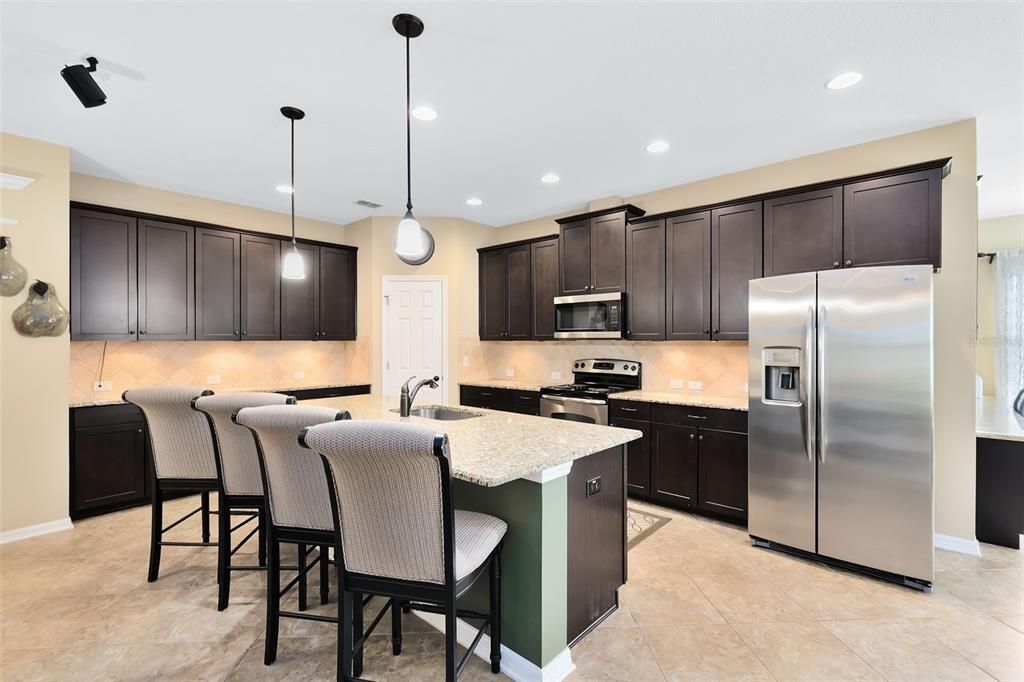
[[698, 428, 748, 521], [559, 220, 591, 295], [590, 212, 626, 294], [137, 219, 194, 340], [240, 234, 281, 340], [195, 228, 241, 341], [711, 202, 763, 340], [843, 168, 941, 268], [625, 219, 665, 340], [479, 249, 508, 339], [531, 237, 559, 339], [652, 423, 699, 507], [611, 416, 651, 497], [666, 212, 711, 340], [281, 242, 320, 340], [320, 246, 357, 340], [763, 187, 842, 276], [506, 244, 532, 340], [70, 208, 137, 340], [72, 423, 147, 515]]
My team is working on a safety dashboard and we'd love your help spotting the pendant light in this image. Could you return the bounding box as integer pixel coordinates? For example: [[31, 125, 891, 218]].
[[281, 106, 306, 280], [393, 13, 435, 266]]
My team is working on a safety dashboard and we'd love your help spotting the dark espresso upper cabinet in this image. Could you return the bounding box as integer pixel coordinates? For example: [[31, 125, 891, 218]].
[[240, 234, 281, 340], [319, 246, 357, 341], [711, 201, 762, 340], [843, 168, 941, 269], [531, 237, 559, 339], [281, 242, 320, 340], [506, 244, 532, 340], [559, 220, 591, 295], [590, 212, 627, 294], [137, 219, 194, 340], [479, 248, 509, 340], [763, 187, 843, 276], [625, 219, 665, 340], [666, 211, 711, 340], [557, 205, 645, 295], [196, 228, 241, 341], [70, 208, 138, 340]]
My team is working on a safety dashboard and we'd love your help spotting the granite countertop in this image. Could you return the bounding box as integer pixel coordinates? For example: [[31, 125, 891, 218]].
[[458, 379, 544, 392], [976, 397, 1024, 443], [612, 390, 748, 412], [301, 394, 642, 487], [69, 381, 372, 409]]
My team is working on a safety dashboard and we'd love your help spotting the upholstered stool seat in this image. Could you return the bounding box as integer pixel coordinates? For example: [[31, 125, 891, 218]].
[[453, 511, 507, 582]]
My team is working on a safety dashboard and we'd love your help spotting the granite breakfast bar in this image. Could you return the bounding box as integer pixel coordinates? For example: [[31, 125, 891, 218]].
[[302, 394, 643, 680]]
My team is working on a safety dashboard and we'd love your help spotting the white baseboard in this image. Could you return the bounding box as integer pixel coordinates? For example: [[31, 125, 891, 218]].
[[413, 610, 575, 682], [0, 517, 73, 545], [934, 532, 982, 556]]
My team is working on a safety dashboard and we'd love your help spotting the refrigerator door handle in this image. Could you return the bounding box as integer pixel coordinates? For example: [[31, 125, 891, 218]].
[[818, 304, 828, 463], [804, 305, 816, 462]]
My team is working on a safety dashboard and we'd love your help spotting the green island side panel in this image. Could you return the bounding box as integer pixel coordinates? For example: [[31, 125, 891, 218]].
[[452, 475, 569, 669]]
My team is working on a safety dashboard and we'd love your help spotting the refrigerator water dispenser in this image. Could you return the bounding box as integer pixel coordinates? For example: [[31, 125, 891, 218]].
[[763, 347, 801, 404]]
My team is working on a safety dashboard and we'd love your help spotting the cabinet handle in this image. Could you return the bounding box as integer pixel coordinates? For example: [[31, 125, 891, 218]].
[[833, 261, 841, 268], [845, 259, 852, 266], [234, 330, 239, 335], [712, 328, 719, 334], [480, 391, 492, 397], [620, 407, 638, 412], [137, 429, 143, 433], [139, 330, 146, 334], [128, 330, 135, 335], [689, 433, 696, 439], [698, 435, 704, 441], [703, 329, 710, 334], [242, 331, 248, 335]]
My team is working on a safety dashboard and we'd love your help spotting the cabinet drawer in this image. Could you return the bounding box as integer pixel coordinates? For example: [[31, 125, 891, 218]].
[[650, 403, 747, 432], [610, 400, 650, 421], [73, 403, 145, 428], [513, 405, 540, 417], [460, 385, 513, 407], [512, 390, 540, 408]]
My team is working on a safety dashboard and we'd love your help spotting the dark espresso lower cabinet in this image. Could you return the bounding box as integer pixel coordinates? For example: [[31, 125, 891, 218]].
[[70, 404, 150, 519], [697, 428, 748, 520]]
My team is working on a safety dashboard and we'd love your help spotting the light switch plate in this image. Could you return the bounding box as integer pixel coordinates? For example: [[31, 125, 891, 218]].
[[462, 356, 470, 368], [93, 380, 112, 392], [207, 375, 222, 385], [504, 368, 515, 377], [293, 370, 305, 379], [688, 381, 704, 391], [550, 371, 562, 381], [670, 379, 684, 389]]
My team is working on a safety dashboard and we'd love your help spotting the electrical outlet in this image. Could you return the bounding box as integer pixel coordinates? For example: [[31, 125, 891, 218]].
[[504, 368, 515, 377], [207, 375, 222, 385], [550, 371, 562, 381], [293, 370, 305, 380], [586, 476, 602, 497], [93, 380, 112, 392], [670, 379, 684, 389], [688, 380, 704, 391], [462, 356, 470, 368]]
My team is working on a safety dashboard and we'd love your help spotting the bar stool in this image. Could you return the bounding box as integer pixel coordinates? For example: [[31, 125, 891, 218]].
[[233, 404, 350, 666], [122, 385, 219, 582], [301, 421, 507, 682], [193, 391, 294, 611]]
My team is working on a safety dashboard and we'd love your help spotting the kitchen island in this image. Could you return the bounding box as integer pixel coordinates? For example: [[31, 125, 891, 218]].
[[302, 394, 642, 681]]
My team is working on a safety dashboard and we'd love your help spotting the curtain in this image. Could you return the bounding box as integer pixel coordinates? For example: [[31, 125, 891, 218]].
[[993, 249, 1024, 405]]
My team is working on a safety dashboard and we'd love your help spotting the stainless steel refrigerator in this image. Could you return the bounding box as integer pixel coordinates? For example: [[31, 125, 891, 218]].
[[748, 265, 934, 589]]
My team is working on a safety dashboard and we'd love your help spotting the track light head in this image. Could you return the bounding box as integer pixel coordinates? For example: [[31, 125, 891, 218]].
[[61, 57, 106, 108]]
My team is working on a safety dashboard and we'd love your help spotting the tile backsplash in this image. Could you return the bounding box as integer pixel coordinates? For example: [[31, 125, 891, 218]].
[[460, 339, 749, 398], [70, 339, 371, 404]]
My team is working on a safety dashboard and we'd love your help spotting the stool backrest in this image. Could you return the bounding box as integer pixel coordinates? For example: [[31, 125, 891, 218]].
[[123, 385, 217, 480], [234, 405, 348, 531], [193, 392, 293, 496], [1014, 389, 1024, 417], [301, 421, 453, 586]]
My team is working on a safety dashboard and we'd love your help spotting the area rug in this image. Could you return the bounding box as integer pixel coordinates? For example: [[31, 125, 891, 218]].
[[626, 507, 672, 548]]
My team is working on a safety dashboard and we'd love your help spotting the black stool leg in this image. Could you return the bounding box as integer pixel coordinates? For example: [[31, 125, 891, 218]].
[[258, 507, 268, 568], [319, 545, 329, 605], [201, 490, 211, 543], [353, 590, 364, 677], [297, 543, 307, 611], [217, 491, 231, 611], [147, 484, 163, 583], [339, 590, 354, 682], [444, 598, 457, 682], [264, 525, 280, 666], [391, 598, 402, 655], [489, 551, 501, 673]]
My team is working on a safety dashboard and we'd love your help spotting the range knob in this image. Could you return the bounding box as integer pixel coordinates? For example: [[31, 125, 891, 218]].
[[622, 364, 628, 370], [630, 365, 637, 371]]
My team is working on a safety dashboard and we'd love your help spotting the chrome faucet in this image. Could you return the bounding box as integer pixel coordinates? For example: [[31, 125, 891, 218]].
[[400, 375, 440, 417]]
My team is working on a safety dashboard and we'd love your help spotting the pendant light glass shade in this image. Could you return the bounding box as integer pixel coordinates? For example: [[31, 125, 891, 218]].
[[0, 236, 28, 297], [282, 243, 305, 279], [395, 210, 426, 258], [12, 280, 68, 337]]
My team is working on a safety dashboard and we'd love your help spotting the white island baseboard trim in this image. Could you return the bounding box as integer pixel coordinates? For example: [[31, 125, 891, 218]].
[[0, 517, 73, 545], [413, 610, 576, 682], [934, 532, 982, 556]]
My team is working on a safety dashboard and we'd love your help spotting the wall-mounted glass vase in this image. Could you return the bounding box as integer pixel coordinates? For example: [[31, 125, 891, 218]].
[[12, 280, 69, 337], [0, 236, 28, 297]]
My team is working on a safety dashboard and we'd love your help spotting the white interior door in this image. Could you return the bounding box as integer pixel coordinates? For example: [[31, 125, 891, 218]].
[[382, 277, 446, 403]]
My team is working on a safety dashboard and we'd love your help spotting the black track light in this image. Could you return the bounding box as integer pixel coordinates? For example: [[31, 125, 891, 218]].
[[61, 57, 106, 108]]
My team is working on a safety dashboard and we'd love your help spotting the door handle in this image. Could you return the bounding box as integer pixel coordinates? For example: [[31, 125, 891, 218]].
[[804, 305, 816, 463], [818, 304, 828, 463]]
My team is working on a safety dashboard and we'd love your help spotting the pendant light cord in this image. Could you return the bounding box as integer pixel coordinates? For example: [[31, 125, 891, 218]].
[[405, 33, 413, 213], [290, 116, 296, 244]]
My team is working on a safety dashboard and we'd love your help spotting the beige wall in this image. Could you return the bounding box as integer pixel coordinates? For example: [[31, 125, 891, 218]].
[[0, 133, 71, 534], [487, 119, 979, 542], [976, 213, 1024, 397]]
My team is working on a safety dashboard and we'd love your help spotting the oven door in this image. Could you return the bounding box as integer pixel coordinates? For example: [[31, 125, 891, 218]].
[[540, 395, 608, 425], [553, 293, 624, 339]]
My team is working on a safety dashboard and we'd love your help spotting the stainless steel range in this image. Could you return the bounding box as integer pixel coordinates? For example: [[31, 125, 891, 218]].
[[540, 359, 641, 426]]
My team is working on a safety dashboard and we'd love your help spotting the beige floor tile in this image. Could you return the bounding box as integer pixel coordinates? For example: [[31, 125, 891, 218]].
[[641, 624, 772, 681], [734, 620, 883, 681], [567, 627, 666, 681], [689, 572, 814, 623], [824, 618, 995, 681], [766, 568, 904, 620], [921, 614, 1024, 682], [226, 635, 340, 681], [994, 613, 1024, 633], [938, 570, 1024, 616], [595, 602, 637, 629], [936, 546, 1023, 572], [619, 575, 726, 627]]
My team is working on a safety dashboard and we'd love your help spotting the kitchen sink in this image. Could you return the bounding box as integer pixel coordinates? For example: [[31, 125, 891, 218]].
[[395, 406, 482, 421]]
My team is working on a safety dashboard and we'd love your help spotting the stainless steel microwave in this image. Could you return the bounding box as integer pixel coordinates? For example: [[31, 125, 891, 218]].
[[553, 292, 625, 339]]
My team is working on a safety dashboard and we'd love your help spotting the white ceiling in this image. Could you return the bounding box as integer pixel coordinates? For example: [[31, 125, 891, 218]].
[[2, 2, 1021, 227]]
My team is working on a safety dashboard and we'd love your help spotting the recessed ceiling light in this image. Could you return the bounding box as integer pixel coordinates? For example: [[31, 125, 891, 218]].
[[825, 72, 863, 90], [411, 105, 437, 121], [466, 197, 483, 206], [646, 140, 670, 154], [541, 173, 560, 184], [276, 184, 295, 194]]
